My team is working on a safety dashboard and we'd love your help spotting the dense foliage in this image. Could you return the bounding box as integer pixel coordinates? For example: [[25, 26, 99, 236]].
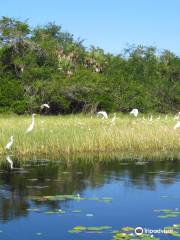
[[0, 17, 179, 114]]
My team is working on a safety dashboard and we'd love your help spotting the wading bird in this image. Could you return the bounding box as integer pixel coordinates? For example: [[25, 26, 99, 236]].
[[174, 115, 179, 120], [97, 111, 108, 119], [40, 103, 50, 109], [174, 121, 180, 130], [5, 136, 14, 150], [26, 113, 36, 133], [174, 112, 180, 120], [6, 155, 13, 169], [130, 109, 139, 117], [149, 115, 153, 121]]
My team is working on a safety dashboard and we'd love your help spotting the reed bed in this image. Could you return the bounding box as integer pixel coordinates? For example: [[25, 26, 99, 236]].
[[0, 114, 179, 161]]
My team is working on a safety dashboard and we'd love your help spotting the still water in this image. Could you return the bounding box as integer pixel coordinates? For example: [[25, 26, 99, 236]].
[[0, 158, 180, 239]]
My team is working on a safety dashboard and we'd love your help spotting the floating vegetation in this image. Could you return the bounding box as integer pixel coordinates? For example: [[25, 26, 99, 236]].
[[68, 225, 160, 239], [72, 209, 82, 213], [113, 226, 159, 239], [44, 209, 65, 214], [164, 224, 180, 237], [29, 194, 112, 203], [121, 226, 135, 232], [160, 195, 178, 199], [158, 214, 178, 219], [68, 225, 112, 233], [154, 209, 180, 219], [86, 213, 94, 217]]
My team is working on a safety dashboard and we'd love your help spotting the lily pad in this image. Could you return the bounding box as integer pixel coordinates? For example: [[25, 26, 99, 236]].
[[154, 209, 180, 219], [69, 225, 112, 233]]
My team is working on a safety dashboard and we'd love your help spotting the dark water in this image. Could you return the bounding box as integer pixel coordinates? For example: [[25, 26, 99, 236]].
[[0, 158, 180, 240]]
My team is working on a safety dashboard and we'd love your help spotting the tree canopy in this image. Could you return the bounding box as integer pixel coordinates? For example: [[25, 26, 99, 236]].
[[0, 16, 179, 114]]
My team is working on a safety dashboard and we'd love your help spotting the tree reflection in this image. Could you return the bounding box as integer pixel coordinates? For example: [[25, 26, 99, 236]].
[[0, 158, 180, 222]]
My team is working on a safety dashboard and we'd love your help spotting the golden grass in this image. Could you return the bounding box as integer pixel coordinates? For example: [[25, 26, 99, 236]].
[[0, 113, 179, 161]]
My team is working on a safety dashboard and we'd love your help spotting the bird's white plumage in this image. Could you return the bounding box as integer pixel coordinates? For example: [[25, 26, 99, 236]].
[[97, 111, 108, 119], [174, 121, 180, 130], [130, 109, 139, 117], [26, 113, 36, 133], [149, 115, 153, 121], [174, 115, 179, 120], [5, 136, 14, 150], [41, 103, 50, 109], [6, 155, 13, 169], [174, 112, 180, 120]]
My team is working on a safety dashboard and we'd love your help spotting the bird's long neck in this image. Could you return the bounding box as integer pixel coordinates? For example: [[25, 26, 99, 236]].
[[32, 116, 35, 124]]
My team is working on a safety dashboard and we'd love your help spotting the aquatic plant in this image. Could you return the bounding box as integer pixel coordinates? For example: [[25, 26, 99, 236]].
[[154, 208, 180, 219], [164, 224, 180, 237], [29, 194, 112, 203], [113, 226, 160, 239], [68, 225, 112, 233]]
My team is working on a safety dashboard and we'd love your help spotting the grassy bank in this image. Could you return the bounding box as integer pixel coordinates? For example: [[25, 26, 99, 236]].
[[0, 114, 179, 160]]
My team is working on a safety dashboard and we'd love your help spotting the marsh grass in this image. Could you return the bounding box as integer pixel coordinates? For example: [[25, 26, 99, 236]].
[[0, 113, 179, 161]]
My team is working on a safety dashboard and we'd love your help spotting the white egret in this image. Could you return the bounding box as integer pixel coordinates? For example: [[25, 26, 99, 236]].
[[174, 115, 179, 120], [174, 112, 180, 120], [174, 121, 180, 130], [97, 111, 108, 119], [130, 109, 139, 117], [26, 113, 36, 133], [149, 115, 153, 121], [40, 103, 50, 109], [5, 136, 14, 150], [6, 155, 13, 169]]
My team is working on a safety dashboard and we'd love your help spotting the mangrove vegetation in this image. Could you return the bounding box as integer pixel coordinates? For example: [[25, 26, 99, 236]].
[[0, 16, 179, 114]]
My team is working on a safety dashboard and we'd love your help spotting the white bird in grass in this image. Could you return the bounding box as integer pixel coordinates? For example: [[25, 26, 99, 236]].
[[97, 111, 108, 119], [130, 109, 139, 117], [174, 121, 180, 130], [149, 115, 153, 121], [40, 103, 50, 109], [174, 115, 179, 120], [174, 112, 180, 120], [26, 113, 36, 133], [5, 136, 14, 150], [6, 155, 13, 169]]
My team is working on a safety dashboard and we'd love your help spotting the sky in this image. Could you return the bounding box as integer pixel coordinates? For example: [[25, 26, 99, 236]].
[[1, 0, 180, 54]]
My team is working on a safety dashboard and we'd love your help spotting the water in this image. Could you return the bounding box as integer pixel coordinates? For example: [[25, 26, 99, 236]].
[[0, 158, 180, 239]]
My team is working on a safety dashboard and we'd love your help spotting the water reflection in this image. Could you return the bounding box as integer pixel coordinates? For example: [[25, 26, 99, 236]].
[[0, 159, 180, 222]]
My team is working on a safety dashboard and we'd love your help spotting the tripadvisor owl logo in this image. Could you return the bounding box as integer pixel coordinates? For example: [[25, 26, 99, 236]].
[[135, 227, 143, 236]]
